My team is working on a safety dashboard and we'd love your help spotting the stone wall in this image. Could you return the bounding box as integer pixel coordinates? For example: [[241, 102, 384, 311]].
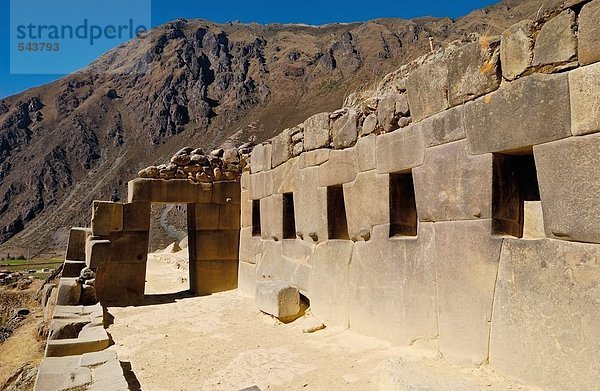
[[240, 1, 600, 389]]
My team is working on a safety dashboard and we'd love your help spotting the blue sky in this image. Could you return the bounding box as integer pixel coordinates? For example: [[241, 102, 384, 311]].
[[0, 0, 498, 99]]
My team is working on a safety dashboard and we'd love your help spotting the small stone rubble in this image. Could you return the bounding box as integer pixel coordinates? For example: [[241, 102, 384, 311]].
[[138, 143, 254, 182]]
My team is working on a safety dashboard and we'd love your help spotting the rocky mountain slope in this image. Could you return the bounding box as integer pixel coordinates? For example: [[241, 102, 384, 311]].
[[0, 0, 561, 255]]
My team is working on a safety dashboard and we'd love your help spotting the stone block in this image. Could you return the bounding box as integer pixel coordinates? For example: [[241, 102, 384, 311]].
[[405, 59, 448, 121], [255, 240, 311, 293], [375, 124, 424, 174], [434, 219, 503, 365], [91, 201, 123, 237], [248, 171, 273, 200], [303, 112, 331, 151], [298, 149, 330, 168], [108, 231, 149, 263], [79, 349, 118, 367], [349, 224, 438, 345], [377, 94, 407, 132], [212, 181, 241, 204], [95, 261, 146, 306], [190, 229, 240, 261], [255, 280, 300, 319], [522, 201, 545, 239], [318, 148, 357, 186], [56, 278, 81, 306], [420, 105, 466, 147], [448, 36, 501, 106], [579, 0, 600, 65], [35, 356, 91, 391], [188, 202, 220, 230], [45, 326, 109, 357], [65, 227, 91, 262], [413, 140, 492, 221], [239, 227, 263, 264], [241, 191, 252, 229], [355, 134, 376, 172], [490, 239, 600, 390], [271, 129, 293, 168], [190, 259, 238, 295], [500, 20, 535, 81], [272, 157, 299, 194], [295, 168, 327, 243], [259, 194, 283, 241], [533, 10, 577, 67], [343, 171, 388, 241], [464, 73, 571, 154], [331, 109, 359, 149], [238, 261, 257, 296], [85, 238, 111, 269], [240, 171, 250, 190], [250, 143, 272, 173], [127, 179, 212, 204], [308, 241, 353, 328], [122, 202, 150, 232], [569, 62, 600, 136], [534, 134, 600, 244], [62, 260, 86, 278], [361, 113, 378, 136], [219, 202, 240, 230]]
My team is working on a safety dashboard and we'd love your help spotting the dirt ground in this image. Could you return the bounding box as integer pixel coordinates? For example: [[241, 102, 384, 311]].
[[107, 253, 534, 391]]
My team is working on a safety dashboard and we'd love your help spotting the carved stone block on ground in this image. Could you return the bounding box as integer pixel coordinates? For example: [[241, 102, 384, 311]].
[[255, 280, 300, 319]]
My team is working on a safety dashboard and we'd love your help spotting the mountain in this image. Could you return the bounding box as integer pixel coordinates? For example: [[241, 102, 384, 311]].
[[0, 0, 561, 256]]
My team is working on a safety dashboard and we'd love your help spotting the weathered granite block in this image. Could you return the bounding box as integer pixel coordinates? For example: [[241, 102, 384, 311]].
[[413, 140, 492, 221], [318, 148, 357, 186], [272, 156, 299, 194], [534, 133, 600, 244], [254, 240, 311, 293], [128, 179, 212, 204], [420, 105, 466, 147], [490, 239, 600, 390], [248, 171, 273, 200], [500, 20, 535, 81], [464, 73, 571, 154], [260, 194, 283, 241], [91, 201, 123, 237], [56, 278, 81, 306], [331, 109, 359, 149], [250, 143, 272, 173], [122, 202, 150, 232], [448, 37, 501, 106], [241, 190, 252, 229], [188, 202, 220, 230], [406, 59, 448, 121], [375, 124, 424, 174], [343, 171, 388, 241], [211, 181, 241, 204], [85, 238, 111, 269], [66, 227, 92, 262], [218, 202, 240, 230], [108, 231, 149, 263], [239, 227, 263, 264], [191, 229, 240, 261], [355, 134, 376, 172], [190, 259, 238, 296], [434, 220, 503, 365], [62, 260, 86, 278], [578, 0, 600, 65], [95, 261, 146, 305], [569, 62, 600, 136], [271, 128, 293, 168], [298, 149, 330, 168], [303, 112, 331, 151], [349, 224, 438, 345], [308, 241, 353, 328], [532, 10, 577, 67]]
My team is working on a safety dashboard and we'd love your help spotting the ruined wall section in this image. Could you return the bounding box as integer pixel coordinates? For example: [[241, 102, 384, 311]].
[[240, 1, 600, 390]]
